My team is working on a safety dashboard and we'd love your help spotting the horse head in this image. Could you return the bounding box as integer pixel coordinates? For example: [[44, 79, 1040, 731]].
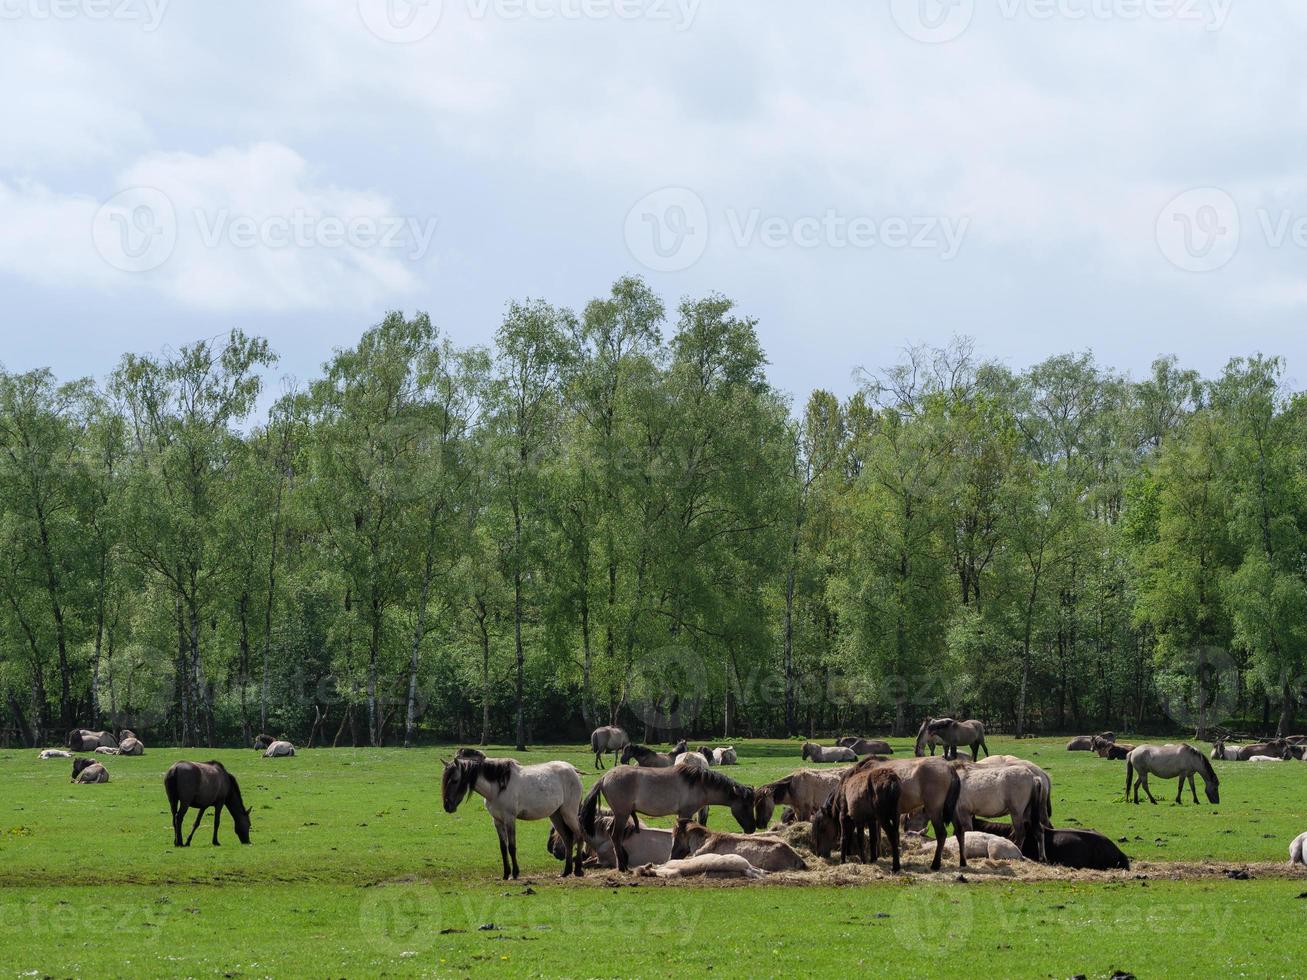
[[753, 784, 778, 828], [619, 745, 635, 765], [670, 818, 695, 860], [801, 742, 812, 761], [730, 788, 758, 834], [441, 757, 479, 813], [809, 801, 840, 858], [234, 806, 252, 844], [914, 718, 934, 756]]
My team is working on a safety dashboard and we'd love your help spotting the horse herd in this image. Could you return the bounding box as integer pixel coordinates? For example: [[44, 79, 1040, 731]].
[[38, 718, 1307, 879], [438, 718, 1174, 881]]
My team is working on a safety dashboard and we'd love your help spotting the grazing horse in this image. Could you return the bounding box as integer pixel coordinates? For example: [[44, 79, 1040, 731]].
[[801, 742, 857, 763], [581, 765, 757, 871], [814, 764, 903, 868], [812, 757, 964, 871], [548, 812, 674, 868], [838, 737, 893, 755], [620, 744, 676, 768], [71, 758, 109, 783], [754, 767, 849, 827], [164, 761, 251, 846], [68, 729, 117, 751], [441, 756, 585, 879], [671, 819, 807, 871], [1125, 744, 1219, 805], [262, 740, 296, 758], [915, 717, 988, 760], [951, 762, 1047, 862], [590, 726, 629, 769], [972, 817, 1131, 869]]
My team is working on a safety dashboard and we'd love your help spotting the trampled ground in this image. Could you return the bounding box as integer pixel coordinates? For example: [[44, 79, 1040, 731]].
[[2, 737, 1306, 977]]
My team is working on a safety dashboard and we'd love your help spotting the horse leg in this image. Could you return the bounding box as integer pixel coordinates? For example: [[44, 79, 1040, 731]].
[[549, 813, 573, 877], [1140, 774, 1157, 805], [928, 818, 947, 871], [1189, 774, 1199, 804], [211, 806, 221, 846], [697, 806, 709, 825], [950, 814, 968, 869], [184, 806, 207, 846], [881, 812, 900, 873], [173, 804, 187, 847], [506, 820, 520, 879], [494, 819, 511, 880], [1175, 779, 1184, 805], [610, 810, 629, 873]]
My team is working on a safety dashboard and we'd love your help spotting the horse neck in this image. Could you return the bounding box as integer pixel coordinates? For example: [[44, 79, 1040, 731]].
[[224, 778, 245, 813]]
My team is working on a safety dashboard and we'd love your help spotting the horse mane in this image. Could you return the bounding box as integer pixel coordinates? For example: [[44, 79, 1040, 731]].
[[626, 744, 656, 761], [206, 760, 228, 772], [677, 765, 751, 799], [758, 775, 792, 803], [476, 757, 514, 790], [1193, 747, 1218, 783]]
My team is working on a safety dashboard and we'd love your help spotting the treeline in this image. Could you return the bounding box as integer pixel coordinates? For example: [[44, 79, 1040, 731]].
[[1, 278, 1305, 747]]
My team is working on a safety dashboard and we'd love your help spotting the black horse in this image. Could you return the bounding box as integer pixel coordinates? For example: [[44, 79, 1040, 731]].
[[164, 761, 251, 847]]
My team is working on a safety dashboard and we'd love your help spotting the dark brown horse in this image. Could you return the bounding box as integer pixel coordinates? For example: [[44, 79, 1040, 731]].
[[164, 761, 251, 847]]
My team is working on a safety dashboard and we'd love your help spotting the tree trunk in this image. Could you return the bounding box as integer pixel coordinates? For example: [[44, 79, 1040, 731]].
[[512, 497, 527, 752], [368, 595, 382, 747], [477, 598, 491, 745], [783, 531, 798, 736]]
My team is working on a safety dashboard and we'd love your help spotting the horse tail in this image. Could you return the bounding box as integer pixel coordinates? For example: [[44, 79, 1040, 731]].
[[942, 767, 962, 830], [591, 729, 601, 754], [1124, 759, 1134, 800], [164, 766, 179, 819], [977, 733, 989, 759], [580, 776, 604, 837]]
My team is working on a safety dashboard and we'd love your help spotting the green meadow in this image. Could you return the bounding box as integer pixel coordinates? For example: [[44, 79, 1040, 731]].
[[3, 738, 1306, 978]]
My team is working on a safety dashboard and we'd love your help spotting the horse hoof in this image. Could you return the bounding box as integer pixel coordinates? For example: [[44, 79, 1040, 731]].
[[574, 867, 584, 878]]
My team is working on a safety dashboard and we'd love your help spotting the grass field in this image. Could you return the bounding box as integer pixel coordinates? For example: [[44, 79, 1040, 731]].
[[3, 737, 1306, 977]]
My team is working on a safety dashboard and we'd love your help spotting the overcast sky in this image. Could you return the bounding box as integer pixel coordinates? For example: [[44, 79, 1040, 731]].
[[2, 0, 1303, 405]]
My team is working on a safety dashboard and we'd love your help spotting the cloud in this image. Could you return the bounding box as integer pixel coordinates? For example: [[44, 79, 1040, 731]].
[[1, 143, 437, 313]]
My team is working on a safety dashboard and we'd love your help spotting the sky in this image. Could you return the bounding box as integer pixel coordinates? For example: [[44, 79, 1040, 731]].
[[2, 0, 1304, 407]]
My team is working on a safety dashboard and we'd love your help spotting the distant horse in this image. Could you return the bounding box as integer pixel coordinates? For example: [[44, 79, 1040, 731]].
[[39, 749, 71, 760], [590, 726, 629, 769], [71, 758, 109, 783], [915, 717, 988, 760], [801, 742, 857, 763], [620, 744, 676, 768], [754, 767, 849, 826], [671, 819, 807, 871], [699, 745, 738, 765], [1094, 736, 1134, 760], [262, 740, 295, 758], [253, 734, 275, 750], [581, 765, 757, 871], [1236, 740, 1290, 760], [1210, 738, 1241, 760], [93, 746, 119, 755], [1125, 744, 1219, 805], [68, 729, 117, 751], [441, 755, 585, 879], [118, 735, 144, 756], [164, 761, 251, 846], [838, 737, 893, 755]]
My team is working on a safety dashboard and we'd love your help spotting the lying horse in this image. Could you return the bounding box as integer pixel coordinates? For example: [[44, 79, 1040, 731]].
[[39, 749, 71, 759], [262, 740, 295, 758], [68, 729, 117, 751], [164, 761, 251, 846], [801, 742, 857, 763], [930, 830, 1024, 861], [699, 745, 738, 765], [581, 765, 757, 871], [635, 854, 766, 879], [838, 737, 893, 755], [1291, 831, 1307, 867], [1125, 743, 1219, 805], [620, 744, 676, 768], [671, 819, 807, 871], [442, 755, 585, 879], [118, 735, 145, 756], [590, 726, 629, 770], [71, 758, 109, 783], [915, 717, 989, 760], [253, 734, 275, 750], [1094, 736, 1134, 760], [972, 818, 1130, 870], [754, 767, 849, 827]]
